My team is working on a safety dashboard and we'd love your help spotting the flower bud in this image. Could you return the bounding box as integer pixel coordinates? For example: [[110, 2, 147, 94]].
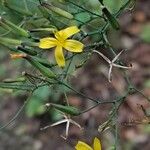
[[50, 103, 81, 116]]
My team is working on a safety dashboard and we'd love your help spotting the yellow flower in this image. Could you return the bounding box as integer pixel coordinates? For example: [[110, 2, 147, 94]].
[[75, 137, 102, 150], [39, 26, 84, 67]]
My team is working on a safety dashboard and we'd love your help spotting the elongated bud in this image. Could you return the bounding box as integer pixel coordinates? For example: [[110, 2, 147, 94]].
[[46, 103, 81, 116], [101, 6, 120, 30], [3, 77, 26, 83], [10, 53, 55, 78], [0, 37, 39, 48], [0, 82, 35, 91], [42, 2, 74, 19], [0, 17, 30, 37], [29, 28, 57, 33], [31, 56, 54, 68], [0, 37, 22, 46], [21, 41, 39, 47], [25, 55, 56, 78], [17, 46, 37, 56]]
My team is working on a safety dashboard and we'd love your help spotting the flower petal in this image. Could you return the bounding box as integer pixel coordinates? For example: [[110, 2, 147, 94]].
[[39, 37, 57, 49], [55, 26, 80, 40], [75, 141, 93, 150], [93, 137, 101, 150], [55, 46, 65, 67], [64, 40, 84, 52]]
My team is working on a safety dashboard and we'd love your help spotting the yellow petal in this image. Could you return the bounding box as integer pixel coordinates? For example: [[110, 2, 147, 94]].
[[93, 137, 101, 150], [55, 26, 80, 41], [75, 141, 93, 150], [64, 39, 84, 52], [55, 45, 65, 67], [39, 37, 57, 49]]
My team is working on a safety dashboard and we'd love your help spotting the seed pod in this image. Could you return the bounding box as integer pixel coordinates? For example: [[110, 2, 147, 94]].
[[32, 56, 54, 68], [50, 103, 81, 116], [0, 82, 35, 91], [25, 55, 56, 78], [17, 46, 37, 56], [0, 17, 30, 37], [0, 37, 22, 46], [102, 6, 120, 30], [3, 77, 26, 83], [29, 28, 57, 33], [42, 2, 74, 19], [21, 41, 39, 47]]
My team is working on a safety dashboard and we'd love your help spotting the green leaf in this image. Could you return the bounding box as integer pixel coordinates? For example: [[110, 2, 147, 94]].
[[50, 109, 64, 121], [25, 86, 50, 117], [32, 86, 50, 100], [26, 99, 45, 117], [75, 12, 91, 23], [140, 24, 150, 43]]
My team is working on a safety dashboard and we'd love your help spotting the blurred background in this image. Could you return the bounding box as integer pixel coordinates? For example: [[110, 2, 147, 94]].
[[0, 0, 150, 149]]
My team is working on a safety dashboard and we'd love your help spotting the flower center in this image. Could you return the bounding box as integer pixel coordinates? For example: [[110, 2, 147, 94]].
[[57, 38, 65, 47]]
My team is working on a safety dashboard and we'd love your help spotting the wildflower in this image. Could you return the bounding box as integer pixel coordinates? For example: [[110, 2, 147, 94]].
[[39, 26, 84, 67], [93, 49, 132, 82], [40, 114, 82, 139], [75, 137, 101, 150]]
